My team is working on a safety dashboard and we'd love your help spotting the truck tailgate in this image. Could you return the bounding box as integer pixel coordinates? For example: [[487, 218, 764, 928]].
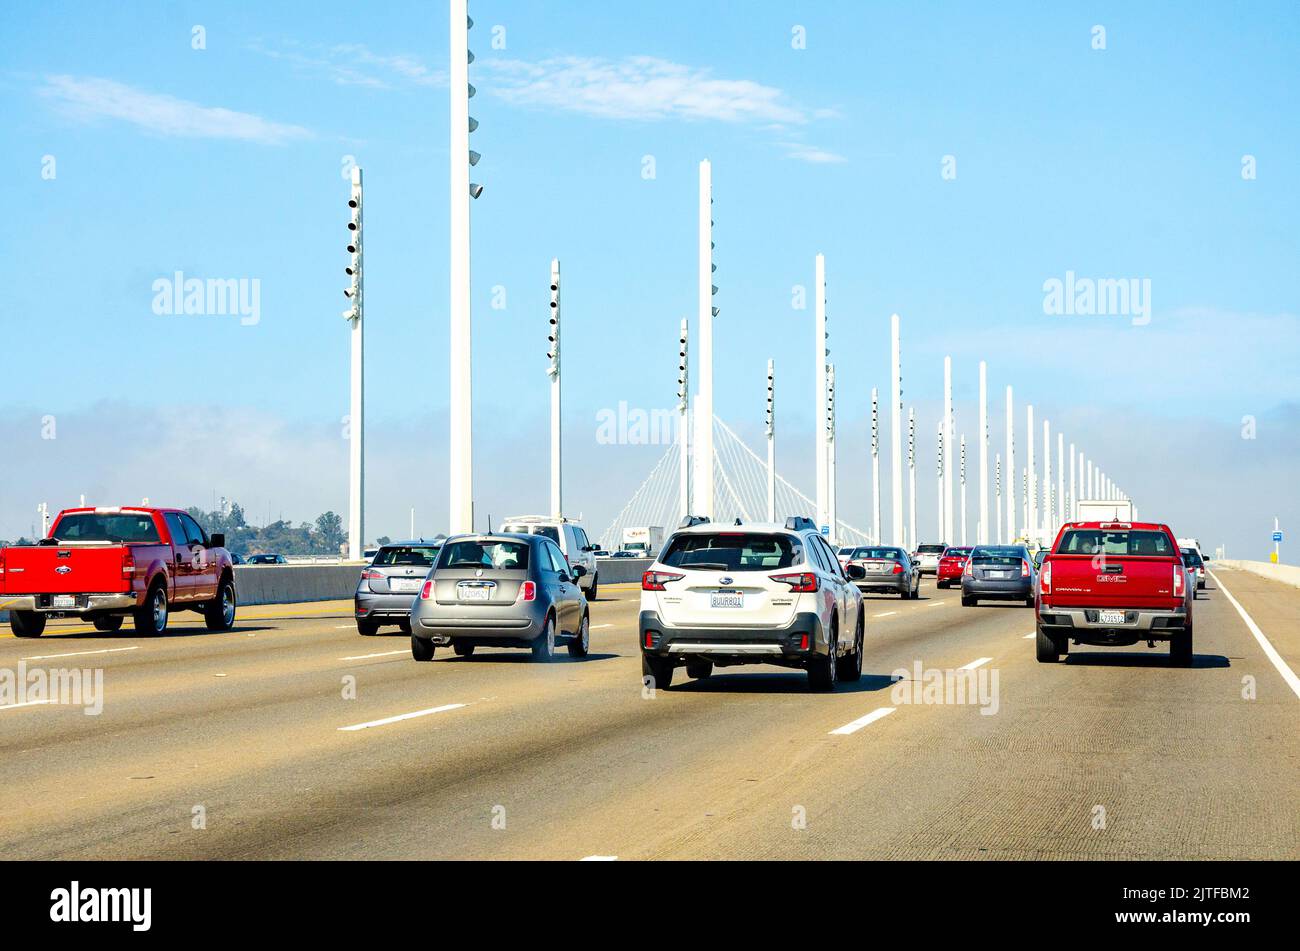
[[1048, 555, 1177, 608], [1, 546, 131, 595]]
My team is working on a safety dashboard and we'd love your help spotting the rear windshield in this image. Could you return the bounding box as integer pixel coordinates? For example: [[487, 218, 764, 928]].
[[373, 546, 440, 568], [917, 544, 946, 554], [438, 539, 530, 570], [942, 548, 973, 557], [1058, 530, 1176, 557], [852, 547, 903, 561], [660, 533, 799, 571], [52, 513, 161, 543], [971, 547, 1027, 566], [1181, 550, 1203, 567]]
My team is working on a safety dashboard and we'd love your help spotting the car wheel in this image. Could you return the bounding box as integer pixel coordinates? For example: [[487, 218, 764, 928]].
[[203, 576, 237, 632], [399, 617, 412, 635], [837, 615, 864, 682], [961, 594, 976, 607], [1024, 595, 1035, 608], [10, 611, 46, 638], [586, 575, 599, 601], [1170, 626, 1194, 667], [686, 660, 713, 680], [642, 653, 674, 690], [93, 615, 124, 633], [453, 642, 476, 657], [808, 620, 839, 692], [532, 615, 556, 662], [1035, 625, 1061, 663], [133, 583, 169, 635], [411, 635, 436, 662], [356, 619, 381, 636], [568, 613, 591, 658]]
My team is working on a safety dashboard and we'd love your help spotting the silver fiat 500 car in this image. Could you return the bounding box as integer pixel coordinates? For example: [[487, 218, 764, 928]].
[[410, 534, 590, 662]]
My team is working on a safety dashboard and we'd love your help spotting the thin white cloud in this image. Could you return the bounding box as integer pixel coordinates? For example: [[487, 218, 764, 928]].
[[39, 75, 312, 145], [247, 40, 446, 89], [781, 142, 848, 164]]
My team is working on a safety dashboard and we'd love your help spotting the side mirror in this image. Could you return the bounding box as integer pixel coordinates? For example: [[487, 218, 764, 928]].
[[210, 533, 226, 549], [846, 564, 866, 581], [571, 564, 587, 579]]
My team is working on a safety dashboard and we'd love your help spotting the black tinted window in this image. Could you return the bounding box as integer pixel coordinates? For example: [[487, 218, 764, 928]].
[[1059, 530, 1175, 557], [374, 546, 440, 567], [439, 540, 530, 570], [55, 513, 161, 543], [660, 533, 798, 571]]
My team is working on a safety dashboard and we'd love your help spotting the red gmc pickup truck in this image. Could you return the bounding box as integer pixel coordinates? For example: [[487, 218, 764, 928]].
[[1036, 520, 1194, 666], [0, 507, 237, 638]]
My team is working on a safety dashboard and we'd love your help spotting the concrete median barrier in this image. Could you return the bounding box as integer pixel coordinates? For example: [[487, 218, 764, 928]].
[[1215, 559, 1300, 590], [233, 565, 364, 607], [592, 558, 652, 585]]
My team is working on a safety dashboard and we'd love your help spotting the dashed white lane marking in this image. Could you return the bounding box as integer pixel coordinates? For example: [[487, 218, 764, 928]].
[[0, 700, 52, 712], [340, 650, 409, 661], [339, 703, 468, 732], [1210, 571, 1300, 701], [580, 855, 618, 861], [1023, 633, 1036, 639], [829, 706, 897, 736], [23, 646, 139, 661], [873, 611, 898, 618], [929, 602, 946, 607], [959, 657, 992, 671], [591, 624, 613, 630]]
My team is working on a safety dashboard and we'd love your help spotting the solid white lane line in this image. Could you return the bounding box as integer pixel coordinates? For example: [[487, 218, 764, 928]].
[[0, 700, 52, 712], [23, 646, 139, 661], [1209, 571, 1300, 701], [829, 706, 897, 736], [959, 657, 992, 671], [339, 650, 409, 661], [339, 703, 467, 732], [874, 611, 898, 618], [591, 624, 613, 630], [580, 855, 618, 861], [1023, 633, 1035, 639]]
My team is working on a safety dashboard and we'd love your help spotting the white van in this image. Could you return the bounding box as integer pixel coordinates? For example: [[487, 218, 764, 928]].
[[499, 517, 600, 600]]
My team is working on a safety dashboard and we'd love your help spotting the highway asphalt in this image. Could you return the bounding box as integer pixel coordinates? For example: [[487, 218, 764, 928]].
[[0, 565, 1295, 860]]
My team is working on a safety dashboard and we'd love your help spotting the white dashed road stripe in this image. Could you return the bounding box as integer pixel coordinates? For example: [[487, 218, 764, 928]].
[[829, 706, 896, 736], [24, 646, 139, 661], [340, 650, 409, 661], [339, 703, 468, 732]]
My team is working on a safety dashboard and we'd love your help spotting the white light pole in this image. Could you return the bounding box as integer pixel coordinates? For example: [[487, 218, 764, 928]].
[[936, 421, 945, 539], [814, 253, 828, 531], [827, 363, 837, 544], [1057, 432, 1065, 529], [995, 454, 1003, 544], [943, 356, 954, 542], [38, 502, 50, 538], [1027, 404, 1036, 542], [694, 160, 716, 519], [907, 408, 917, 551], [1042, 418, 1052, 534], [978, 361, 988, 544], [959, 435, 968, 546], [1005, 386, 1015, 543], [1072, 448, 1080, 518], [547, 259, 562, 517], [410, 508, 415, 539], [1087, 458, 1094, 499], [677, 319, 690, 519], [766, 359, 776, 522], [890, 314, 904, 546], [448, 0, 480, 535], [871, 387, 881, 544], [344, 166, 366, 561]]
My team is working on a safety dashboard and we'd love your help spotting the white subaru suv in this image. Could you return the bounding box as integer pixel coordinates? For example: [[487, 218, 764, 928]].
[[639, 517, 867, 691]]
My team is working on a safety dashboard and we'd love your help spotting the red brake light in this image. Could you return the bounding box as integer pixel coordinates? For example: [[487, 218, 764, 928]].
[[1040, 560, 1052, 594], [963, 558, 974, 577], [361, 569, 383, 581], [770, 571, 819, 593], [1021, 559, 1031, 578], [516, 580, 537, 603], [642, 570, 683, 591], [121, 550, 135, 580], [419, 580, 433, 601], [1172, 565, 1184, 597], [892, 563, 903, 575]]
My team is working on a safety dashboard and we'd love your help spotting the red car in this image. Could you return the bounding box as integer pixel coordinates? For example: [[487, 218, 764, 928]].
[[935, 546, 973, 588], [1036, 520, 1193, 666], [0, 507, 237, 638]]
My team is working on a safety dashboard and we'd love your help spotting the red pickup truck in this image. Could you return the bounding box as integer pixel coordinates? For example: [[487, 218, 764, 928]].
[[1036, 520, 1194, 666], [0, 507, 237, 638]]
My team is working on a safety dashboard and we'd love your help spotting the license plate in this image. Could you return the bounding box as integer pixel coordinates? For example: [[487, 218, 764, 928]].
[[710, 592, 743, 609], [993, 571, 1012, 579], [1099, 610, 1126, 625], [53, 595, 75, 609], [390, 578, 422, 592], [868, 564, 888, 573], [458, 585, 492, 601]]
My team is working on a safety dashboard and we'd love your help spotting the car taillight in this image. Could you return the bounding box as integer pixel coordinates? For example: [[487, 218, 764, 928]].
[[361, 569, 383, 581], [1021, 559, 1031, 578], [642, 570, 683, 591], [121, 551, 135, 580], [1040, 560, 1052, 594], [963, 559, 974, 577], [771, 572, 819, 593], [1172, 565, 1184, 597], [892, 563, 903, 575], [516, 580, 537, 603], [420, 580, 434, 600]]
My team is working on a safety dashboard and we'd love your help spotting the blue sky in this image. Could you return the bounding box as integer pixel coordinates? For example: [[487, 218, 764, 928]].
[[2, 1, 1298, 556]]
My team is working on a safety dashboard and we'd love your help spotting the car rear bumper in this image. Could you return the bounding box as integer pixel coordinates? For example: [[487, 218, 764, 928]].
[[1, 593, 139, 615], [412, 603, 548, 644], [854, 576, 909, 594], [962, 578, 1033, 599], [354, 589, 419, 620], [639, 609, 827, 665], [1038, 606, 1188, 637]]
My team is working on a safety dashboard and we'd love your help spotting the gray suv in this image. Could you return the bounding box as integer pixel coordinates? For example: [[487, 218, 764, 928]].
[[410, 534, 590, 662]]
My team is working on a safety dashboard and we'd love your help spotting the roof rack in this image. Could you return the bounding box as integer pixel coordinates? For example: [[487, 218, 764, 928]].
[[679, 515, 711, 529], [785, 516, 817, 532]]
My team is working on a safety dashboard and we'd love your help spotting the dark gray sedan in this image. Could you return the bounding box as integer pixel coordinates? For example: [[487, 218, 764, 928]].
[[846, 546, 921, 599], [410, 534, 589, 662], [960, 546, 1036, 607], [355, 540, 444, 635]]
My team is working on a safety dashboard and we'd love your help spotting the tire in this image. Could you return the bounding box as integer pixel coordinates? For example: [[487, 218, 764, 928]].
[[203, 576, 237, 632], [411, 635, 436, 662], [961, 595, 976, 607], [532, 615, 556, 662], [568, 613, 590, 658], [133, 583, 169, 636], [1035, 625, 1061, 663], [93, 616, 124, 633], [936, 580, 947, 589], [1024, 595, 1035, 608], [10, 611, 46, 638], [453, 642, 476, 657], [586, 575, 599, 601], [642, 653, 674, 690], [837, 616, 864, 682], [910, 581, 921, 600], [399, 617, 412, 635], [686, 660, 713, 680], [1170, 626, 1194, 667], [808, 620, 839, 692], [356, 619, 381, 636], [899, 588, 909, 599]]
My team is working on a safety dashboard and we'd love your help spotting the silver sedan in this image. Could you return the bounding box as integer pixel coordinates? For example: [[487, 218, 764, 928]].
[[410, 534, 590, 662]]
